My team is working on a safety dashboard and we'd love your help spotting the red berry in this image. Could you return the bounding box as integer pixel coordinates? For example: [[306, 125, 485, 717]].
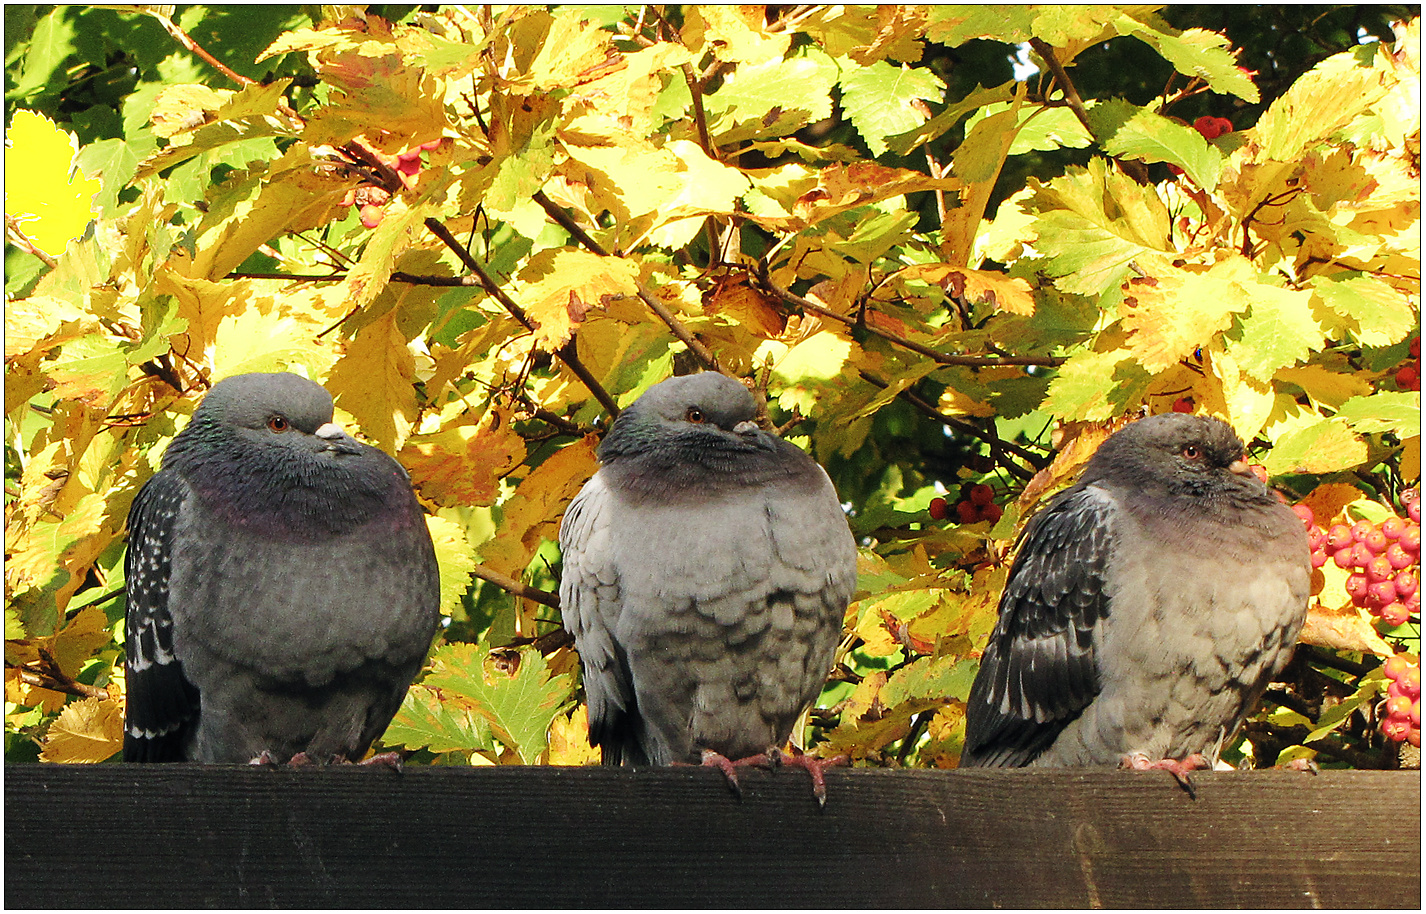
[[1326, 524, 1354, 550], [1310, 550, 1328, 568], [1249, 464, 1268, 484], [1366, 555, 1395, 583], [1413, 700, 1421, 727], [1351, 542, 1374, 568], [1345, 573, 1370, 600], [1405, 488, 1421, 506], [1307, 526, 1326, 551], [1364, 528, 1390, 555], [1396, 363, 1420, 391], [955, 500, 979, 524], [1400, 524, 1421, 554], [1292, 504, 1315, 526], [969, 484, 994, 507], [1384, 654, 1414, 681], [1386, 542, 1415, 569], [359, 204, 384, 228], [1406, 590, 1421, 613], [929, 496, 948, 520], [1385, 694, 1414, 720], [979, 502, 1003, 524], [1171, 396, 1194, 413], [1394, 569, 1419, 600], [1382, 717, 1412, 741], [1380, 601, 1411, 626], [1412, 337, 1422, 360], [1192, 115, 1232, 140], [1401, 667, 1422, 699], [1351, 520, 1375, 543], [1333, 546, 1359, 569], [1410, 501, 1422, 524], [1382, 516, 1406, 540], [1369, 580, 1400, 607], [1409, 728, 1421, 748]]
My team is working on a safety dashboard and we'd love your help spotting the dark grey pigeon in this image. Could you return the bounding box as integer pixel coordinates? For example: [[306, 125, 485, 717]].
[[961, 413, 1310, 784], [559, 372, 857, 797], [123, 372, 440, 764]]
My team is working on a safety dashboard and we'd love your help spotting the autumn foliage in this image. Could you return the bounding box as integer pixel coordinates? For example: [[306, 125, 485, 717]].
[[4, 6, 1420, 769]]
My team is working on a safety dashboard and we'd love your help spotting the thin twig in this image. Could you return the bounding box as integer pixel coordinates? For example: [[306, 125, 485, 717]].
[[5, 217, 59, 269], [859, 372, 1044, 479], [424, 218, 620, 417], [532, 190, 723, 373], [13, 648, 111, 700], [760, 272, 1065, 369], [1030, 38, 1148, 183], [470, 564, 560, 609]]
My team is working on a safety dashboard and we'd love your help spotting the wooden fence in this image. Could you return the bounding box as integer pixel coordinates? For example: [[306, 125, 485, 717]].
[[5, 765, 1419, 908]]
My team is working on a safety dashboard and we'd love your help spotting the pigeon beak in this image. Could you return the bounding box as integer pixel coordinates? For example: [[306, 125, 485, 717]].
[[315, 422, 362, 454], [733, 420, 760, 435], [1228, 459, 1252, 476]]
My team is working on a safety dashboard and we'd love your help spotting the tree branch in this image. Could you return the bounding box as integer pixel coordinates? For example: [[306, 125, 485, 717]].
[[6, 217, 59, 269], [13, 648, 110, 700], [531, 190, 723, 373], [759, 272, 1065, 369], [470, 564, 560, 609], [1029, 38, 1148, 183], [423, 218, 620, 417]]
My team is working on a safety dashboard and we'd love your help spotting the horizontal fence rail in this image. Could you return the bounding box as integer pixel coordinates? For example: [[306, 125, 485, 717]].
[[5, 765, 1420, 908]]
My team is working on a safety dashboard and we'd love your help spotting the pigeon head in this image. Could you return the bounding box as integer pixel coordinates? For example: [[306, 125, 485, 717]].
[[1083, 413, 1267, 502], [162, 372, 400, 533], [597, 372, 821, 500], [598, 372, 766, 463]]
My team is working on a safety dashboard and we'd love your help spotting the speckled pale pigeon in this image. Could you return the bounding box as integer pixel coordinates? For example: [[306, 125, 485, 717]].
[[559, 372, 857, 797], [961, 413, 1310, 784], [123, 372, 440, 764]]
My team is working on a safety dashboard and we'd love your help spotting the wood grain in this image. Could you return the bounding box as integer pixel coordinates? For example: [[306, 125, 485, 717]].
[[5, 765, 1419, 908]]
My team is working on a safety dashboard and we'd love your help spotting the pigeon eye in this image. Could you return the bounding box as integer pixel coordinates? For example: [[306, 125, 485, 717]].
[[1181, 445, 1200, 460], [685, 407, 705, 424], [267, 415, 290, 433]]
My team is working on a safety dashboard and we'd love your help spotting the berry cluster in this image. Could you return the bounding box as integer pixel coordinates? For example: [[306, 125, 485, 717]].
[[1395, 336, 1420, 392], [1192, 115, 1234, 140], [338, 139, 444, 229], [1297, 489, 1422, 628], [929, 483, 1003, 525], [1380, 653, 1421, 746]]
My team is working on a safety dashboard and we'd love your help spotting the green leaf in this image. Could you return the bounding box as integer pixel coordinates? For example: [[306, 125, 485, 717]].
[[1310, 274, 1418, 347], [965, 101, 1092, 156], [1226, 283, 1321, 382], [1333, 392, 1421, 436], [882, 655, 978, 706], [1263, 418, 1367, 476], [425, 514, 478, 618], [384, 685, 494, 755], [1043, 348, 1147, 421], [837, 58, 943, 157], [1089, 99, 1222, 190], [423, 643, 573, 764], [1114, 17, 1259, 102], [9, 8, 77, 101], [704, 48, 839, 142]]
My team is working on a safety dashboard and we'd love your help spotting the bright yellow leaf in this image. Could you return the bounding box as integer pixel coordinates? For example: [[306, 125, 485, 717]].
[[40, 696, 123, 763], [4, 110, 101, 256]]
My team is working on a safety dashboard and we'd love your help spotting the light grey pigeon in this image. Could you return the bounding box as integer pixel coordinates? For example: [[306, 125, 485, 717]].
[[961, 413, 1310, 785], [123, 372, 440, 764], [559, 372, 857, 798]]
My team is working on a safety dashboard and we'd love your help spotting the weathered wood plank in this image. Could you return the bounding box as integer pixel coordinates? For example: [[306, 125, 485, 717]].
[[5, 765, 1419, 908]]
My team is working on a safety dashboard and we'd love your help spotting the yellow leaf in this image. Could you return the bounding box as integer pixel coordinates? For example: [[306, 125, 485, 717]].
[[900, 265, 1035, 317], [1121, 253, 1255, 373], [209, 302, 336, 381], [547, 705, 601, 766], [479, 434, 600, 578], [148, 84, 234, 137], [683, 6, 792, 66], [400, 407, 528, 508], [40, 696, 124, 763], [5, 110, 101, 257], [503, 10, 619, 95], [1252, 48, 1391, 163], [424, 514, 478, 619], [328, 310, 418, 452], [515, 250, 641, 351]]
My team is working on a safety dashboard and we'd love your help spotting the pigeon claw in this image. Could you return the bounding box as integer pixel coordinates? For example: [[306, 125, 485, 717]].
[[248, 749, 280, 766], [359, 750, 405, 771], [700, 749, 745, 799], [771, 748, 848, 808], [1120, 751, 1209, 799]]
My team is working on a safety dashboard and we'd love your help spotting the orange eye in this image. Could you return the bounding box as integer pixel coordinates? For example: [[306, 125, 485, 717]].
[[1182, 445, 1200, 460], [267, 415, 290, 432], [685, 407, 705, 423]]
